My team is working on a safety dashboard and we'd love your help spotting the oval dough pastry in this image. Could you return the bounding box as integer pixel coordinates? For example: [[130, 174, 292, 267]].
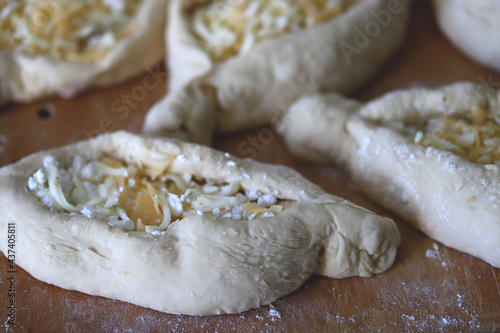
[[432, 0, 500, 72], [279, 82, 500, 268], [0, 0, 167, 104], [143, 0, 411, 144], [0, 131, 399, 315]]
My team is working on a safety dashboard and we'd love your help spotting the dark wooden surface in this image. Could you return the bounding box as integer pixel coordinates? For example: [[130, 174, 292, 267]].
[[1, 0, 500, 332]]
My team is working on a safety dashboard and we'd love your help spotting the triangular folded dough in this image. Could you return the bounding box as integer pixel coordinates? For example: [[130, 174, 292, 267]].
[[143, 0, 411, 144], [0, 0, 167, 104], [0, 131, 399, 315], [279, 82, 500, 268]]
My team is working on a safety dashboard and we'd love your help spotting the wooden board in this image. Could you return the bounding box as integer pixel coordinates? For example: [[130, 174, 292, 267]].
[[1, 0, 499, 331]]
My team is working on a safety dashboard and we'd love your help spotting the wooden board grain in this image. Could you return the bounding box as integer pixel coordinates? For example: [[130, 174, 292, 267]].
[[1, 0, 500, 332]]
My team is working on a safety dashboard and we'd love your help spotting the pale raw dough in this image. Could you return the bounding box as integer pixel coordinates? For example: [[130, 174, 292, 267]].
[[432, 0, 500, 72], [143, 0, 411, 144], [0, 131, 399, 315], [0, 0, 167, 105], [279, 82, 500, 268]]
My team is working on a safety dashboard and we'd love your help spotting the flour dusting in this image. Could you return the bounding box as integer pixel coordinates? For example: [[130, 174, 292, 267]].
[[268, 304, 281, 322], [426, 243, 452, 269], [396, 282, 480, 331]]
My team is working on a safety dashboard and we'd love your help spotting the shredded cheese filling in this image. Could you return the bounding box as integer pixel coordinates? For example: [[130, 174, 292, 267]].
[[0, 0, 140, 61], [381, 105, 500, 165], [27, 155, 285, 234], [413, 106, 500, 165], [189, 0, 356, 61]]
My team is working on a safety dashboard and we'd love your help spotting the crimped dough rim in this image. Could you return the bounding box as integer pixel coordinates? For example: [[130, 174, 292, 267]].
[[0, 131, 399, 315]]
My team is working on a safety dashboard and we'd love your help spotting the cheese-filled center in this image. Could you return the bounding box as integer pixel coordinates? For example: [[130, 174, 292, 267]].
[[189, 0, 356, 61], [414, 106, 500, 165], [0, 0, 141, 62], [27, 155, 285, 234]]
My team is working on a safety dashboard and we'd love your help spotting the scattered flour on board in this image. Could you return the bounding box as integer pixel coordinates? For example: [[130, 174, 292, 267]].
[[253, 305, 281, 323], [398, 285, 480, 331], [2, 318, 14, 332], [268, 304, 281, 322], [426, 243, 452, 269], [102, 303, 284, 333]]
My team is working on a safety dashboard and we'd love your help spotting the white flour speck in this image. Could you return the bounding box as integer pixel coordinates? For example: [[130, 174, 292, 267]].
[[426, 243, 440, 259], [402, 314, 415, 321], [426, 243, 452, 269], [268, 305, 281, 322]]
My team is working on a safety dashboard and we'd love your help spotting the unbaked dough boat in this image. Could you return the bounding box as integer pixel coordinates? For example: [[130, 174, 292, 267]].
[[143, 0, 411, 144], [279, 82, 500, 268], [0, 131, 399, 315], [0, 0, 167, 104]]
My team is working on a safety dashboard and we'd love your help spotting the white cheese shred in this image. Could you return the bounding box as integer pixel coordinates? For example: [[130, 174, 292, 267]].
[[27, 155, 285, 234], [189, 0, 356, 60], [414, 106, 500, 165], [0, 0, 140, 61]]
